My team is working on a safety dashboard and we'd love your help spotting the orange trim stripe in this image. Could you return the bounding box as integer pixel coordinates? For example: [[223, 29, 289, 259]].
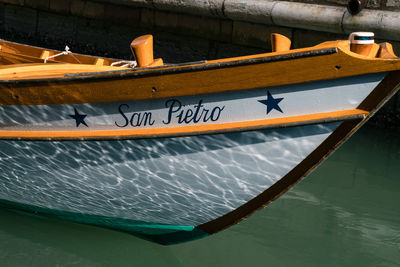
[[0, 109, 368, 140]]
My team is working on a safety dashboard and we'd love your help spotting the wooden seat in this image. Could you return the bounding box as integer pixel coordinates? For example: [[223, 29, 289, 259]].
[[40, 50, 51, 60], [94, 58, 105, 66]]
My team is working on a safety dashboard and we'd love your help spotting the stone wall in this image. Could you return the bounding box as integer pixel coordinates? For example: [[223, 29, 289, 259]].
[[1, 0, 400, 56], [1, 1, 271, 62]]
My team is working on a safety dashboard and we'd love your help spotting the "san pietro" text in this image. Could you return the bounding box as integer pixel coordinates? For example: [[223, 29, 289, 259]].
[[115, 99, 225, 127]]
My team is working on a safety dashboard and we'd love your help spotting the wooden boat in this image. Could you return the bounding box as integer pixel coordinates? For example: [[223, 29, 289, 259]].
[[0, 32, 399, 245]]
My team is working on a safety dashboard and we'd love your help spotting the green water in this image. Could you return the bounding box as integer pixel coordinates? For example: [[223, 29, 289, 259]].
[[0, 125, 399, 266]]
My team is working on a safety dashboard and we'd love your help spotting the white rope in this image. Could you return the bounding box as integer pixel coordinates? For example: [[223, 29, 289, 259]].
[[110, 60, 137, 68], [44, 46, 72, 63], [43, 46, 137, 68]]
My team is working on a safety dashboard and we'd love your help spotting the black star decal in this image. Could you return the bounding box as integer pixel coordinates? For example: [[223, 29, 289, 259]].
[[69, 108, 88, 127], [258, 91, 284, 114]]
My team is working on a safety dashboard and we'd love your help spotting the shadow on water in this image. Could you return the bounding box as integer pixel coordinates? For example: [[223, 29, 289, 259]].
[[0, 123, 399, 266]]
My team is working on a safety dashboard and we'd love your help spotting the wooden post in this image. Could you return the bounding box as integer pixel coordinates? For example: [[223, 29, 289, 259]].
[[271, 33, 291, 52], [130, 35, 154, 67]]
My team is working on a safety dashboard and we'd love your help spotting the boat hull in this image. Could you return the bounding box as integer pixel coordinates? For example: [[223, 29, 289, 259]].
[[0, 42, 400, 244], [0, 73, 385, 136], [0, 122, 339, 244]]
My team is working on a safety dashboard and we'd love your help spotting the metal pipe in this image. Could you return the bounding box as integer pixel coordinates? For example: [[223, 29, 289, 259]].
[[270, 2, 344, 33], [225, 1, 400, 41], [95, 0, 400, 41]]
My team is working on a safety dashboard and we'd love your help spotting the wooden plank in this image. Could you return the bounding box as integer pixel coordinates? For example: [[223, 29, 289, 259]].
[[0, 64, 128, 80], [0, 39, 120, 65]]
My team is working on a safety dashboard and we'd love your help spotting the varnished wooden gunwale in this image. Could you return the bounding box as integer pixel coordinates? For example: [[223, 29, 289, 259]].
[[1, 45, 400, 106], [0, 109, 367, 141], [0, 63, 129, 80], [197, 71, 400, 234]]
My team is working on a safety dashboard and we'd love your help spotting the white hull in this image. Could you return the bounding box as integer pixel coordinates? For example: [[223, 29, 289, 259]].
[[0, 73, 385, 131], [0, 122, 339, 226]]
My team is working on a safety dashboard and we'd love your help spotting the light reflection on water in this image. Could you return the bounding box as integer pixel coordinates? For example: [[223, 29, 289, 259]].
[[0, 124, 399, 266], [0, 123, 336, 226]]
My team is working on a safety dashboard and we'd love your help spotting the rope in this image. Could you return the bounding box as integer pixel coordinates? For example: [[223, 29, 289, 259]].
[[44, 46, 72, 63], [111, 60, 137, 68], [43, 46, 135, 68]]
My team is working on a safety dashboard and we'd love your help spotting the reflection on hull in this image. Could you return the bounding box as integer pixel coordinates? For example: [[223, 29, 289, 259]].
[[0, 122, 338, 244]]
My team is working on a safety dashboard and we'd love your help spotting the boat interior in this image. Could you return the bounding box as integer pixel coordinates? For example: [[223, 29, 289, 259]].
[[0, 32, 397, 80]]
